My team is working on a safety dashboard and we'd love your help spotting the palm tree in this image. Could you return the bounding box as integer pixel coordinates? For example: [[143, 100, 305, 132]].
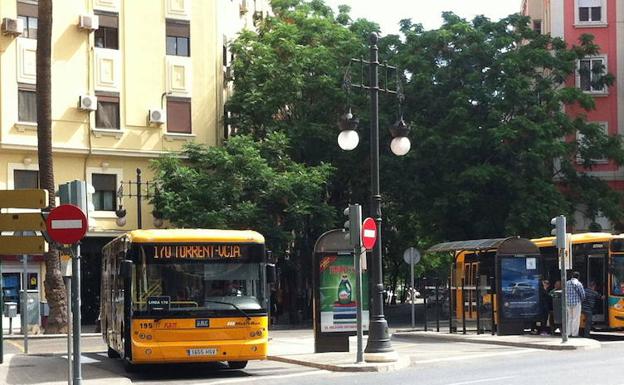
[[37, 0, 67, 333]]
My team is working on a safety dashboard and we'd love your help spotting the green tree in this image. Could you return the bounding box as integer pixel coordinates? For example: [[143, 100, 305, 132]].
[[151, 133, 335, 321], [392, 13, 624, 243]]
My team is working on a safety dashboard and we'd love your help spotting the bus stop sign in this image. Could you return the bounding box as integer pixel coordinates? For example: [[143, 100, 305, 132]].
[[46, 204, 88, 245]]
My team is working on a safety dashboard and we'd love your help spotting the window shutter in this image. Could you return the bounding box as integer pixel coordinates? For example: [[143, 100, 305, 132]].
[[579, 0, 601, 7]]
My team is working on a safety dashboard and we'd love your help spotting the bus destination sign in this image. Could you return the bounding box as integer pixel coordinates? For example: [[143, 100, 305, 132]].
[[153, 244, 243, 260]]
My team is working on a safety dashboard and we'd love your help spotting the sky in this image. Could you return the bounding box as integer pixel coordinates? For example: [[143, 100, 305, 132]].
[[322, 0, 522, 35]]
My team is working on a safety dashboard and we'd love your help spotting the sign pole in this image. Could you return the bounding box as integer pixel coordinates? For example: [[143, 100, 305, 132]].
[[22, 254, 28, 354], [411, 257, 415, 329], [65, 276, 72, 385], [402, 247, 421, 330], [72, 244, 82, 385], [349, 204, 364, 364]]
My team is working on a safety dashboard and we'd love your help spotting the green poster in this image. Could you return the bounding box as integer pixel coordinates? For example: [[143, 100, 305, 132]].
[[319, 254, 369, 333]]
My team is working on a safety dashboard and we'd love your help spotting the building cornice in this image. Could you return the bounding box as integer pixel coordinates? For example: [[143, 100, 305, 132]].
[[0, 142, 184, 158]]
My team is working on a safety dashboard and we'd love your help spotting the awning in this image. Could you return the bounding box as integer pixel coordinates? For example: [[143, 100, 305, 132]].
[[427, 237, 540, 256], [427, 238, 508, 253]]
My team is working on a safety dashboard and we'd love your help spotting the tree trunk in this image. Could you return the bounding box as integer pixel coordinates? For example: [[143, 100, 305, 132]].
[[37, 0, 67, 334]]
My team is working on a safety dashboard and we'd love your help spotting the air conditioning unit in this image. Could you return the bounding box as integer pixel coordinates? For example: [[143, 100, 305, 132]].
[[79, 95, 98, 111], [78, 14, 99, 31], [149, 109, 166, 124], [2, 18, 24, 36]]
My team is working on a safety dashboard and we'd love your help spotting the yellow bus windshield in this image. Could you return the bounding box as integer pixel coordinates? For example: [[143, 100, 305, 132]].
[[133, 244, 267, 316]]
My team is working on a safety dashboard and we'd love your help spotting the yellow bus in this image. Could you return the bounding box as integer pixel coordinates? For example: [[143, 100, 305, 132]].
[[100, 229, 274, 369], [531, 232, 624, 329]]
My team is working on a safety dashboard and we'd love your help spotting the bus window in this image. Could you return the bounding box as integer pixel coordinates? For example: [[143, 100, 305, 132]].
[[611, 255, 624, 295]]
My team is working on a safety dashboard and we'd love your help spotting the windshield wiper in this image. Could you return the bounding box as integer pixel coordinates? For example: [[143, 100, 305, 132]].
[[205, 300, 251, 320]]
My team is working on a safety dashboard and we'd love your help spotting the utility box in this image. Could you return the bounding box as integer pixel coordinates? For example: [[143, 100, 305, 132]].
[[26, 290, 40, 326], [552, 290, 562, 325], [3, 302, 17, 318]]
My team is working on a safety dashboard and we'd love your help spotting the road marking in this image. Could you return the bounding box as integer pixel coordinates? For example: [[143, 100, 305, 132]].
[[415, 348, 534, 364], [444, 376, 515, 385], [7, 340, 24, 353], [208, 370, 323, 385]]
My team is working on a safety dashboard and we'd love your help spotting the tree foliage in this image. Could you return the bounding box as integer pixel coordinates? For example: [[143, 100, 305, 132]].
[[151, 133, 335, 253], [393, 13, 624, 242], [155, 1, 624, 286]]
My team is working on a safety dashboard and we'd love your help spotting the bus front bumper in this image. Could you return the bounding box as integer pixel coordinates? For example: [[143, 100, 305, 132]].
[[130, 338, 268, 364]]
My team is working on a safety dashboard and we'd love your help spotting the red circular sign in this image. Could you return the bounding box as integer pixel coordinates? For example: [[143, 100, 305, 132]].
[[46, 204, 88, 245], [361, 217, 377, 250]]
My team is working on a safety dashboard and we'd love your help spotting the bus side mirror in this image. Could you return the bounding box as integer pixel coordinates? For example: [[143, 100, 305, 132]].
[[120, 260, 133, 279], [266, 263, 277, 284]]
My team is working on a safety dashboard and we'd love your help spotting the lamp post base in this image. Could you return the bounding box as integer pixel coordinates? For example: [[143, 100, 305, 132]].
[[364, 351, 399, 363], [364, 318, 396, 362]]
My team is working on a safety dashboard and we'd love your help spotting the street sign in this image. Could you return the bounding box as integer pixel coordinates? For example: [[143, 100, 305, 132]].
[[0, 213, 46, 231], [46, 204, 87, 245], [0, 236, 47, 254], [0, 189, 48, 209], [361, 217, 377, 250], [403, 247, 421, 265]]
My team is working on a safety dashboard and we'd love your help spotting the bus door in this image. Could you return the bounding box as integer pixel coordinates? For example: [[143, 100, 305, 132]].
[[587, 254, 606, 322], [462, 262, 479, 319]]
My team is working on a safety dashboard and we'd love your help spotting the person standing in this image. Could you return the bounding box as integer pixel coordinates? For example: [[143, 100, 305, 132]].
[[581, 281, 602, 338], [539, 279, 552, 335], [566, 272, 585, 337]]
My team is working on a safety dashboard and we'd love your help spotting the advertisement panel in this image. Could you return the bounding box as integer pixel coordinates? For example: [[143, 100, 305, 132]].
[[500, 257, 540, 319], [319, 254, 369, 333]]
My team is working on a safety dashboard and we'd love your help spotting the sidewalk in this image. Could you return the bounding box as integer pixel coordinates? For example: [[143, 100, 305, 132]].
[[393, 329, 602, 350], [267, 331, 409, 372], [0, 353, 131, 385]]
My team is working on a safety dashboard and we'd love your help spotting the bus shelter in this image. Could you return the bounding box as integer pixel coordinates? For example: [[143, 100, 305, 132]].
[[312, 229, 369, 353], [428, 237, 542, 335]]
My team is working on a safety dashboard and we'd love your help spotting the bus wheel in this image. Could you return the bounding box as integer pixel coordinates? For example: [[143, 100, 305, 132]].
[[107, 346, 120, 359], [228, 361, 248, 370]]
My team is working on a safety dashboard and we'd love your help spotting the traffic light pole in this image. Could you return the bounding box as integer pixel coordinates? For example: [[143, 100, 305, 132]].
[[552, 215, 567, 343], [560, 248, 567, 343], [348, 204, 364, 364], [71, 244, 82, 385]]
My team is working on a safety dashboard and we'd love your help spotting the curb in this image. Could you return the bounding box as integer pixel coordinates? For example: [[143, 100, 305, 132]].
[[393, 331, 600, 351], [267, 355, 410, 372], [3, 333, 100, 340]]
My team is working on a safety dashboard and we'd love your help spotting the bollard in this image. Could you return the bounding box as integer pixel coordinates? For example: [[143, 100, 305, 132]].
[[461, 278, 466, 334], [448, 277, 453, 333], [435, 278, 440, 332], [490, 276, 496, 335], [476, 279, 481, 335], [423, 278, 428, 332]]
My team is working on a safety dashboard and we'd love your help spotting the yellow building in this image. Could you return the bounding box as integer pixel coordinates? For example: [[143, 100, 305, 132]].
[[0, 0, 271, 328]]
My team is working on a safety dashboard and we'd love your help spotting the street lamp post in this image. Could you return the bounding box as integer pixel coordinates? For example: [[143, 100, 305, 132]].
[[115, 168, 163, 229], [338, 33, 410, 362]]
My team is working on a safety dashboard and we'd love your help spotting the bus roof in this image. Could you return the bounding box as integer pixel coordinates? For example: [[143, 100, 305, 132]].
[[531, 232, 615, 248], [123, 229, 265, 244]]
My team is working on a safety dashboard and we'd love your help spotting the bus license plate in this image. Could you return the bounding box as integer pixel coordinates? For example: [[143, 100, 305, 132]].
[[187, 348, 217, 356]]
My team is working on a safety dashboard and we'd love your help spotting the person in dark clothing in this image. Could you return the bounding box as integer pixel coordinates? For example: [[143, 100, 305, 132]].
[[539, 279, 552, 334], [581, 281, 602, 338]]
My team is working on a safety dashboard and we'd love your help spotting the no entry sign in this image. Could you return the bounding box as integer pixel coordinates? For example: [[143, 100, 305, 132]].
[[361, 217, 377, 250], [46, 204, 88, 245]]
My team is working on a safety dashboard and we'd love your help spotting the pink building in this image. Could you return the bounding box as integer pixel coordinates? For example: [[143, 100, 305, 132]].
[[523, 0, 624, 231]]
